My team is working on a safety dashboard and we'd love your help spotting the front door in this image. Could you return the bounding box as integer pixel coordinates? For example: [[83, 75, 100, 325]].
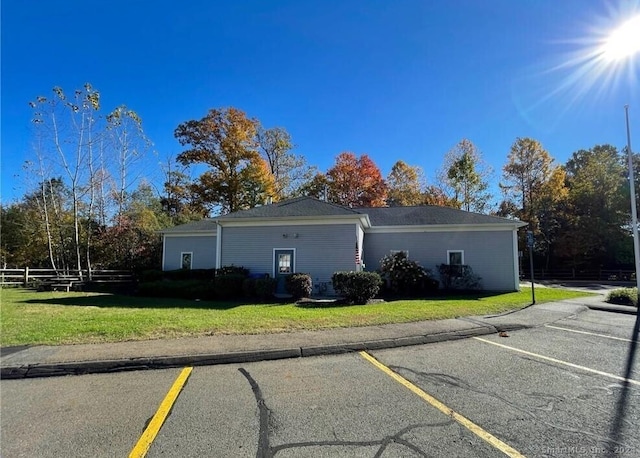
[[274, 249, 295, 294]]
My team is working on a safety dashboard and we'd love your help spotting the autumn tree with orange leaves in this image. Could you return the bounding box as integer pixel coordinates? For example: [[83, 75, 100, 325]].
[[174, 107, 276, 215], [326, 152, 387, 207]]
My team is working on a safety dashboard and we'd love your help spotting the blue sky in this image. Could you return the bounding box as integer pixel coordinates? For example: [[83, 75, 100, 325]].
[[2, 0, 639, 206]]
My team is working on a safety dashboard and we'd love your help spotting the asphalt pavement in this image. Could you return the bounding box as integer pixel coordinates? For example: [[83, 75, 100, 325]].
[[1, 293, 636, 380]]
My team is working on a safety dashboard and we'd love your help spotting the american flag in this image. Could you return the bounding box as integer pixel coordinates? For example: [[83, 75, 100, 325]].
[[355, 242, 361, 265]]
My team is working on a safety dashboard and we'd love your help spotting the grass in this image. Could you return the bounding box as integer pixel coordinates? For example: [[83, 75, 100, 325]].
[[0, 287, 592, 347]]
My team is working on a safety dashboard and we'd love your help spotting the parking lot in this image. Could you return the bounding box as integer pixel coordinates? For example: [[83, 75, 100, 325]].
[[2, 308, 639, 457]]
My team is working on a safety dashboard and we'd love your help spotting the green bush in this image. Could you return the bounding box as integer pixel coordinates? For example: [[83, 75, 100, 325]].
[[140, 269, 164, 282], [214, 274, 246, 299], [255, 277, 277, 302], [138, 280, 215, 300], [285, 273, 313, 300], [332, 271, 383, 304], [378, 251, 438, 296], [216, 265, 249, 277], [438, 264, 482, 291], [162, 269, 216, 281], [606, 288, 638, 306], [242, 278, 257, 298]]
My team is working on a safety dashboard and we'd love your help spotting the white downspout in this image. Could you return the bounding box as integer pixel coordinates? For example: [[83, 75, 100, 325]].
[[216, 222, 222, 269], [512, 228, 520, 291]]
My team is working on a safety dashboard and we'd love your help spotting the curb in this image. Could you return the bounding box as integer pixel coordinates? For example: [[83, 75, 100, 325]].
[[587, 303, 638, 315], [1, 325, 498, 380]]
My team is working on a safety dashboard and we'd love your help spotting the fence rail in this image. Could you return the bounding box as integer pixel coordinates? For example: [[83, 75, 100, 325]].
[[0, 268, 134, 287], [521, 268, 636, 282]]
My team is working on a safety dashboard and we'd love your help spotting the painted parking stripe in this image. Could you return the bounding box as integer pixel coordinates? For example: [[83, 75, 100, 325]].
[[129, 367, 193, 458], [474, 337, 640, 386], [359, 351, 525, 458], [545, 324, 638, 344]]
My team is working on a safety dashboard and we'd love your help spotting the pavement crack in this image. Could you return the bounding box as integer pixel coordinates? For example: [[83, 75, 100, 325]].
[[239, 368, 273, 458]]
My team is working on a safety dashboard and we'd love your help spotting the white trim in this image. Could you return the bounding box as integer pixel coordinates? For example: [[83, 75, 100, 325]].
[[512, 229, 520, 291], [216, 223, 222, 269], [272, 248, 296, 278], [220, 215, 370, 228], [180, 252, 193, 270], [367, 224, 523, 234], [447, 250, 464, 265]]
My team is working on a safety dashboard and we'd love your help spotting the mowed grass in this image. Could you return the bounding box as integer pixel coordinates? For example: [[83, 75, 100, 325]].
[[0, 287, 592, 346]]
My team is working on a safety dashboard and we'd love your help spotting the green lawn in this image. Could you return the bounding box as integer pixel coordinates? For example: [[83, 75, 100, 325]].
[[0, 287, 592, 346]]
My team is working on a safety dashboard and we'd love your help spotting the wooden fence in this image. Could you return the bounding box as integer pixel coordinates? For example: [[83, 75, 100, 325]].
[[0, 268, 134, 287], [521, 268, 636, 282]]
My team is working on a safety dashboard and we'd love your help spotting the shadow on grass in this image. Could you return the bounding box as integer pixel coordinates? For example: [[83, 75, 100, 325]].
[[21, 294, 294, 310], [295, 291, 509, 309]]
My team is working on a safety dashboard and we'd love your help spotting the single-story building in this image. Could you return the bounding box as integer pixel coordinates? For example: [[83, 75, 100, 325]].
[[159, 196, 526, 292]]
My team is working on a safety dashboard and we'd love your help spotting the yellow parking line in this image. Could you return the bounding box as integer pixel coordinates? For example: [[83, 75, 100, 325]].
[[545, 325, 638, 343], [129, 367, 193, 458], [474, 337, 640, 386], [359, 351, 525, 458]]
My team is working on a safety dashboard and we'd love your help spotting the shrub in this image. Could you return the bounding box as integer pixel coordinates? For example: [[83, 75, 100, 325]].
[[606, 288, 638, 306], [378, 251, 437, 296], [332, 271, 383, 304], [214, 274, 246, 299], [285, 273, 313, 300], [162, 269, 216, 281], [216, 265, 249, 277], [255, 277, 278, 302], [242, 278, 257, 298], [242, 276, 276, 302], [140, 269, 164, 282], [137, 280, 215, 300], [438, 264, 482, 291]]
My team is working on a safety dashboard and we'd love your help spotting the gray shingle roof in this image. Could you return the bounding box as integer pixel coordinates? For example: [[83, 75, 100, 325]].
[[160, 197, 524, 233], [159, 219, 218, 234], [218, 196, 362, 219], [362, 205, 521, 226]]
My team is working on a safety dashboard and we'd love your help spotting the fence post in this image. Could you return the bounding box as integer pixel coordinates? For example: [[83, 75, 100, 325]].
[[24, 267, 29, 286]]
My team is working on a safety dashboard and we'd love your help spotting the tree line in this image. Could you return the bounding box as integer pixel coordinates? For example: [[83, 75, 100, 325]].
[[1, 84, 637, 274]]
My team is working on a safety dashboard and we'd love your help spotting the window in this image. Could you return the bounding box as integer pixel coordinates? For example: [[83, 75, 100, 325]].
[[181, 252, 193, 270], [447, 250, 464, 265], [278, 253, 292, 273]]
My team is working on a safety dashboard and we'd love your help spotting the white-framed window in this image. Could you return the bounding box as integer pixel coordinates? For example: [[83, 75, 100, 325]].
[[447, 250, 464, 265], [390, 250, 409, 258], [181, 252, 193, 270], [278, 252, 292, 273]]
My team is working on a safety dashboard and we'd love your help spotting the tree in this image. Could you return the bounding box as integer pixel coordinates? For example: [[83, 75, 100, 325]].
[[386, 160, 425, 206], [257, 126, 316, 199], [440, 139, 492, 213], [557, 145, 629, 268], [423, 184, 461, 208], [94, 183, 170, 272], [160, 157, 207, 222], [326, 152, 387, 207], [297, 172, 330, 200], [30, 84, 101, 274], [106, 105, 153, 223], [500, 137, 554, 220], [174, 107, 275, 214]]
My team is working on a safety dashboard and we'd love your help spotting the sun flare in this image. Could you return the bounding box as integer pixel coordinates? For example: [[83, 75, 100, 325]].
[[600, 14, 640, 61]]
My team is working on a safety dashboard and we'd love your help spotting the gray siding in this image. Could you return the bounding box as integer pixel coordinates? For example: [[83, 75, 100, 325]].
[[364, 230, 517, 291], [163, 235, 217, 270], [220, 224, 357, 293]]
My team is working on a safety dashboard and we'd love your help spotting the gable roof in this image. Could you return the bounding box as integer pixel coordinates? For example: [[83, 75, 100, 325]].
[[217, 196, 362, 219], [160, 197, 525, 234]]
